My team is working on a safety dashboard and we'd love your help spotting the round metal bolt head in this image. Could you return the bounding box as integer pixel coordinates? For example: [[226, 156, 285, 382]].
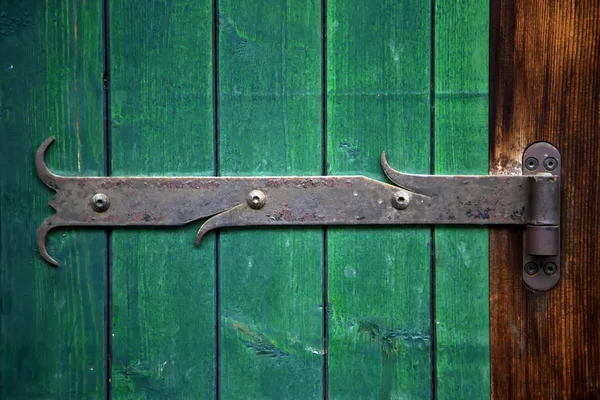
[[543, 262, 558, 276], [91, 193, 110, 212], [525, 157, 539, 171], [247, 190, 266, 209], [524, 262, 539, 275], [392, 190, 411, 210], [543, 157, 558, 171]]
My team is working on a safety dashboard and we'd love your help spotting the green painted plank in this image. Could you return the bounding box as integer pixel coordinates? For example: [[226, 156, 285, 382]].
[[0, 1, 106, 398], [326, 1, 432, 398], [434, 0, 490, 398], [109, 1, 215, 398], [217, 0, 323, 398]]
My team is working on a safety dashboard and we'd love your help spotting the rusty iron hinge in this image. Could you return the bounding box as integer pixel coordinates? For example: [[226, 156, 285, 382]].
[[36, 138, 561, 291]]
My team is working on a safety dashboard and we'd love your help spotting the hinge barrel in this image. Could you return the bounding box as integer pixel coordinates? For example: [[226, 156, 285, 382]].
[[526, 226, 559, 256], [529, 175, 560, 225]]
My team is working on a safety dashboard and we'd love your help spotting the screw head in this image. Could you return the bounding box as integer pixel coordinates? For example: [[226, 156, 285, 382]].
[[524, 262, 539, 275], [247, 190, 266, 209], [91, 193, 110, 212], [543, 157, 558, 171], [543, 262, 558, 276], [525, 157, 539, 171], [391, 190, 411, 210]]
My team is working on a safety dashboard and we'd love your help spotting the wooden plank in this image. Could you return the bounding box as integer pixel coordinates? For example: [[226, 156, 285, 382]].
[[217, 0, 323, 398], [109, 1, 216, 398], [0, 1, 106, 398], [326, 1, 432, 398], [490, 0, 600, 398], [434, 0, 490, 398]]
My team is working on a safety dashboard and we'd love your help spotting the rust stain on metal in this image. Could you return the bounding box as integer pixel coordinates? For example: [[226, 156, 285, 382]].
[[103, 214, 119, 223], [466, 208, 492, 219], [279, 208, 295, 222], [299, 212, 326, 223], [100, 179, 132, 189], [157, 179, 220, 189], [131, 212, 149, 222]]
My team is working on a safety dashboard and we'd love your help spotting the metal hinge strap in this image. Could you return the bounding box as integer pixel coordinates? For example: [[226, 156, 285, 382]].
[[35, 138, 562, 291]]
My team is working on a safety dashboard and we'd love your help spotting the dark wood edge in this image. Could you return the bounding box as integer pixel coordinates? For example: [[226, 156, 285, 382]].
[[490, 0, 600, 398]]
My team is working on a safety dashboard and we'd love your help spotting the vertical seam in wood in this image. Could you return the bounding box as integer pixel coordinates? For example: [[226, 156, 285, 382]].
[[102, 0, 112, 398], [429, 0, 437, 398], [486, 1, 493, 395], [489, 0, 499, 165], [212, 0, 221, 397], [321, 0, 328, 398], [488, 2, 499, 394]]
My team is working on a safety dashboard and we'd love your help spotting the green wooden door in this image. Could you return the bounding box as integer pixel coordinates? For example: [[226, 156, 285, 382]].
[[0, 0, 489, 398]]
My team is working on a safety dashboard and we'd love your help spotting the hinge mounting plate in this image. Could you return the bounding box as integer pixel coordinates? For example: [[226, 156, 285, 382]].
[[521, 142, 561, 291]]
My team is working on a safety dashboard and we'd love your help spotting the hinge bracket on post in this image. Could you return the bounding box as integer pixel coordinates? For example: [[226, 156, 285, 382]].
[[521, 142, 561, 291], [36, 138, 561, 291]]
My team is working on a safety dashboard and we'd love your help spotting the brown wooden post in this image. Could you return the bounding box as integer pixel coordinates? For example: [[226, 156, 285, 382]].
[[490, 0, 600, 398]]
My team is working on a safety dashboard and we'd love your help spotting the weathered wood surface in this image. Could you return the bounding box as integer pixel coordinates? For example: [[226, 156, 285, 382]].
[[0, 1, 106, 398], [435, 0, 490, 398], [490, 0, 600, 398], [217, 0, 324, 398], [109, 1, 216, 398], [0, 0, 500, 398], [326, 1, 432, 398]]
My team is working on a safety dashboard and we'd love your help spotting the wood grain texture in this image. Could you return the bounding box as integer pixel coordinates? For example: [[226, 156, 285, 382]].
[[217, 0, 324, 398], [0, 1, 106, 398], [326, 1, 432, 398], [434, 0, 490, 398], [109, 1, 216, 398], [490, 0, 600, 398]]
